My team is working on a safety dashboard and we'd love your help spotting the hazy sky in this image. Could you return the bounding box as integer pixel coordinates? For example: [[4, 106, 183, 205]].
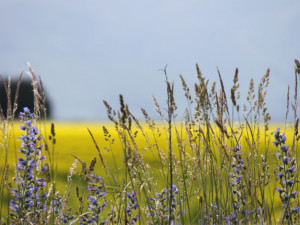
[[0, 1, 299, 121]]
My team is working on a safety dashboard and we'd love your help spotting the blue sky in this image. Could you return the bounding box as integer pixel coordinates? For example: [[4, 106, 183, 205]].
[[0, 1, 299, 120]]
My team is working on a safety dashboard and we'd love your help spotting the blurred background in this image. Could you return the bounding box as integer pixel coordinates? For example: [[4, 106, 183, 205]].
[[0, 0, 299, 121]]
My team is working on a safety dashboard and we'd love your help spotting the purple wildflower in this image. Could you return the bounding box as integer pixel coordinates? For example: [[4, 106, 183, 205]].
[[9, 107, 47, 223]]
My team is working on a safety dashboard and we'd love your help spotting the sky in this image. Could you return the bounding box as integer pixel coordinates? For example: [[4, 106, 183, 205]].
[[0, 1, 299, 121]]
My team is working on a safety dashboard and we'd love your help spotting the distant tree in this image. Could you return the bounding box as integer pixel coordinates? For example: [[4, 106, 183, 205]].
[[0, 77, 52, 119]]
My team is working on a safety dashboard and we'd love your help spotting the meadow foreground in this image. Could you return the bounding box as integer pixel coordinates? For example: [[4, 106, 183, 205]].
[[1, 61, 300, 224]]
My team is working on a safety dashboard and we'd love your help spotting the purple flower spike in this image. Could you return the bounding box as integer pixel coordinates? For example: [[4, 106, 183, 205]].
[[278, 172, 284, 179], [284, 194, 290, 201], [23, 107, 30, 113], [288, 166, 295, 174], [282, 133, 287, 143], [278, 165, 284, 171], [10, 107, 47, 223], [291, 191, 298, 198], [274, 129, 280, 138], [283, 157, 290, 165], [281, 144, 289, 153], [276, 187, 284, 194], [287, 180, 295, 187], [294, 207, 300, 213]]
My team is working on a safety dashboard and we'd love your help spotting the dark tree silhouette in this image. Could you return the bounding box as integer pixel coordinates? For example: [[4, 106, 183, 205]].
[[0, 78, 52, 119]]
